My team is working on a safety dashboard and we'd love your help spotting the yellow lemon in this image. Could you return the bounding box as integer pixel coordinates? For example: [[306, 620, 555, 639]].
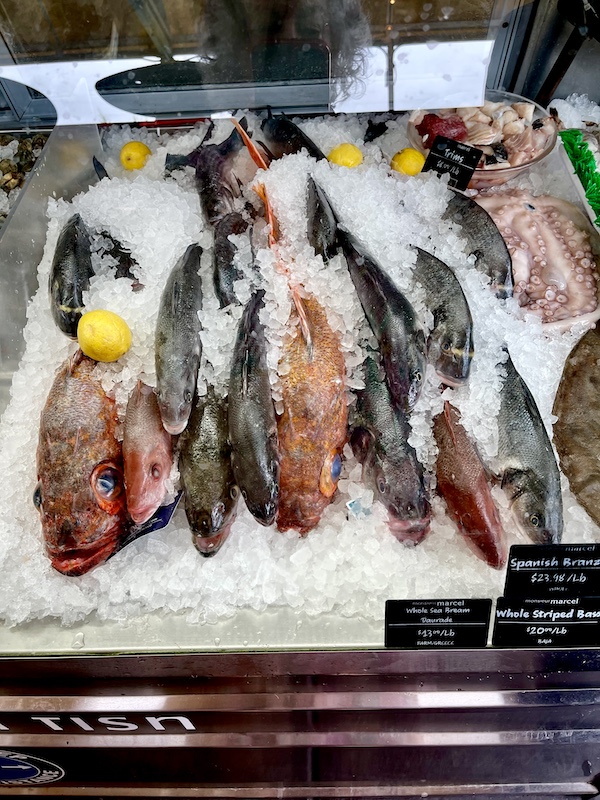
[[77, 310, 132, 362], [328, 143, 363, 168], [391, 148, 426, 175], [120, 141, 152, 171]]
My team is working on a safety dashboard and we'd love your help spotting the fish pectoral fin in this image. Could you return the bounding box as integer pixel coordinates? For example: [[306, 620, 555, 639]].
[[291, 288, 313, 360], [500, 467, 529, 498], [350, 426, 375, 460]]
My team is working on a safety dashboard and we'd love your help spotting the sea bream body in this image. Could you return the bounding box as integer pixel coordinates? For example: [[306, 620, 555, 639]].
[[228, 289, 280, 525], [496, 352, 563, 544], [179, 387, 238, 556], [338, 229, 426, 411], [413, 247, 474, 387], [442, 190, 513, 299], [49, 214, 94, 338], [35, 351, 128, 576], [351, 355, 430, 544], [155, 243, 203, 435]]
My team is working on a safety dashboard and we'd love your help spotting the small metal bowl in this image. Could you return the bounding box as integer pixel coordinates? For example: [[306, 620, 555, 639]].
[[407, 89, 557, 190]]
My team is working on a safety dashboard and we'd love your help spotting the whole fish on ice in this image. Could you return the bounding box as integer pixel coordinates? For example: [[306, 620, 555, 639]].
[[228, 288, 280, 525], [307, 176, 338, 261], [338, 229, 426, 411], [165, 119, 248, 225], [34, 351, 128, 576], [123, 382, 173, 525], [259, 110, 326, 161], [277, 295, 347, 534], [442, 190, 513, 298], [155, 243, 203, 435], [49, 214, 94, 338], [413, 247, 474, 387], [351, 355, 430, 544], [433, 401, 506, 569], [496, 351, 563, 544], [553, 326, 600, 528], [179, 387, 238, 556]]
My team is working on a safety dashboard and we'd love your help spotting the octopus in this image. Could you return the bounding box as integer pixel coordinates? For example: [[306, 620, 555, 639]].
[[475, 190, 599, 323]]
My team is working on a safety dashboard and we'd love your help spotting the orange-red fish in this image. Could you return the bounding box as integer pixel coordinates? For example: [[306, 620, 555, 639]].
[[34, 351, 128, 576], [123, 382, 173, 525], [433, 401, 506, 569], [276, 295, 347, 534]]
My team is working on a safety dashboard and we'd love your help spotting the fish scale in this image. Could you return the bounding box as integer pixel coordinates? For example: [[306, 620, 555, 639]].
[[496, 352, 563, 544]]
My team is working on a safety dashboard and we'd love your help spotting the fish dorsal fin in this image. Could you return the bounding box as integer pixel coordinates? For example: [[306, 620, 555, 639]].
[[201, 119, 215, 145], [93, 155, 109, 181]]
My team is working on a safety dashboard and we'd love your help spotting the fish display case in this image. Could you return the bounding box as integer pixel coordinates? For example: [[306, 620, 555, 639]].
[[2, 0, 600, 797]]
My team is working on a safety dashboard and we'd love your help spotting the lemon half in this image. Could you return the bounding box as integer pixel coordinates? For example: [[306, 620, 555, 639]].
[[77, 310, 132, 362], [120, 141, 152, 171], [391, 148, 426, 175], [328, 143, 363, 168]]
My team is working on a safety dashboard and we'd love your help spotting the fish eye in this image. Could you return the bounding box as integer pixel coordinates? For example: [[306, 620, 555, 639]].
[[413, 370, 422, 383], [241, 488, 248, 500], [33, 482, 42, 510], [530, 514, 541, 527], [331, 454, 342, 482], [441, 340, 451, 352], [95, 468, 119, 498], [230, 486, 239, 500], [377, 477, 386, 494], [151, 464, 162, 480], [184, 390, 193, 403]]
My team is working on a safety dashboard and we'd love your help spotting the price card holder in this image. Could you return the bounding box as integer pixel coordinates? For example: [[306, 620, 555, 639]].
[[385, 599, 492, 649], [421, 136, 483, 191], [504, 544, 600, 598], [493, 597, 600, 648]]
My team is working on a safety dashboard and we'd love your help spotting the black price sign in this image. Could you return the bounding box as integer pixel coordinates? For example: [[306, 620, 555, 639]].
[[385, 599, 492, 649], [504, 544, 600, 598], [492, 597, 600, 648], [422, 135, 483, 190]]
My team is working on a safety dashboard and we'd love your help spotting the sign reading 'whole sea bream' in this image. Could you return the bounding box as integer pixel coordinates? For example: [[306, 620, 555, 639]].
[[385, 599, 492, 648]]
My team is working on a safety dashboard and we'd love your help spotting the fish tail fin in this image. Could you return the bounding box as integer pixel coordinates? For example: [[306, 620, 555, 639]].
[[232, 117, 271, 170], [201, 119, 215, 145], [165, 152, 201, 174], [222, 116, 249, 156], [93, 155, 109, 181], [291, 287, 313, 359]]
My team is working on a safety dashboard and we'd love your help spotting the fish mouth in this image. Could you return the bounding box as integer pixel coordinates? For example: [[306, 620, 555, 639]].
[[162, 418, 188, 436], [128, 503, 161, 525], [192, 522, 234, 557], [47, 538, 119, 576], [386, 513, 431, 545], [436, 371, 468, 389]]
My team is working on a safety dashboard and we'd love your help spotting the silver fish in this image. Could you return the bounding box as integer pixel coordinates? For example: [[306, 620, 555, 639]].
[[179, 387, 238, 557], [49, 214, 94, 338], [413, 247, 474, 387], [155, 243, 203, 435], [338, 229, 426, 411], [497, 351, 563, 544], [228, 288, 279, 525], [351, 355, 431, 543], [442, 190, 513, 298]]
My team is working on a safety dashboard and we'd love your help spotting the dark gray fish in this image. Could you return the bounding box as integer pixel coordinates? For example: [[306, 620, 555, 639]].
[[307, 176, 338, 261], [338, 229, 426, 411], [351, 355, 431, 544], [166, 118, 248, 225], [553, 327, 600, 528], [442, 190, 513, 299], [155, 243, 203, 435], [228, 288, 279, 525], [413, 247, 474, 387], [213, 211, 250, 308], [497, 351, 563, 544], [260, 111, 326, 161], [179, 387, 238, 557], [49, 214, 94, 338], [364, 115, 393, 143]]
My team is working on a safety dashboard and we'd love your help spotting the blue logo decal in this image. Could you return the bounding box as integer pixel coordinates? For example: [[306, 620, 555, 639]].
[[0, 751, 64, 786]]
